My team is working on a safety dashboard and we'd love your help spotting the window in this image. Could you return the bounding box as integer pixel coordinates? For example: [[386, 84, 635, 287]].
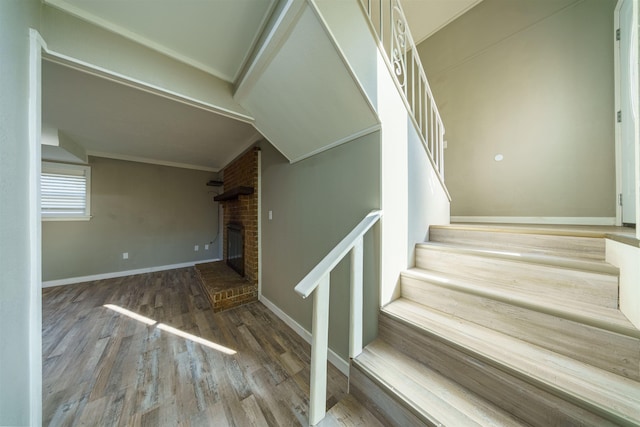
[[41, 162, 91, 220]]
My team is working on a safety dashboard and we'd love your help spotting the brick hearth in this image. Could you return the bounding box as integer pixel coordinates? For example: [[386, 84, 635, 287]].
[[195, 261, 257, 312]]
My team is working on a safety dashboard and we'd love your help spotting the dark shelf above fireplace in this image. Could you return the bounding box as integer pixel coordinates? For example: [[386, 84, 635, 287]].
[[214, 186, 254, 201]]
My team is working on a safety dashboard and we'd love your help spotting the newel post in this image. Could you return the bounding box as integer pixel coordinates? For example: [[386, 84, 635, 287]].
[[309, 273, 330, 426], [349, 236, 364, 358]]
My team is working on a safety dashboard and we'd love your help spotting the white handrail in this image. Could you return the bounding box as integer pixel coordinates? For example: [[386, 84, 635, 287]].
[[294, 210, 382, 298], [294, 209, 381, 426]]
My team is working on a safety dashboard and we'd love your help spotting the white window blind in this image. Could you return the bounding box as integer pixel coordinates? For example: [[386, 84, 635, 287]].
[[41, 162, 91, 220]]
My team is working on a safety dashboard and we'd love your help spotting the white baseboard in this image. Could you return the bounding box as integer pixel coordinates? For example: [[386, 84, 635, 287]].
[[259, 295, 350, 376], [42, 258, 222, 288], [450, 216, 617, 226]]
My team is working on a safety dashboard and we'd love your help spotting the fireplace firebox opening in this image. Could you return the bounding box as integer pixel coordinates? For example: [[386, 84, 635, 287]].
[[227, 223, 244, 276]]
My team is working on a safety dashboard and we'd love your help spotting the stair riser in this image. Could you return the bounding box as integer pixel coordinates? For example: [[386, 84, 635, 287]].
[[378, 313, 621, 427], [415, 247, 618, 308], [429, 229, 605, 261], [401, 275, 640, 381], [349, 364, 433, 427]]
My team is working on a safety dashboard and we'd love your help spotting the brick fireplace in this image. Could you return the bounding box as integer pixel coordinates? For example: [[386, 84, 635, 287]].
[[197, 147, 259, 312], [219, 147, 259, 284]]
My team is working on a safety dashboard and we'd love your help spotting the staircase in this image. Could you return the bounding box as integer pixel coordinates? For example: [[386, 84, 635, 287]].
[[350, 224, 640, 426]]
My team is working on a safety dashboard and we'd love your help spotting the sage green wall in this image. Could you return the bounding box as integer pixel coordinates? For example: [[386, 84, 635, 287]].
[[0, 1, 41, 425], [43, 157, 221, 282], [259, 133, 381, 360], [417, 0, 616, 218]]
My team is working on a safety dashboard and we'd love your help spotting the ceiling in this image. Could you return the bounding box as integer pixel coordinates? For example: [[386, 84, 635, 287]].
[[43, 0, 277, 83], [237, 3, 380, 162], [41, 0, 481, 171], [42, 60, 262, 171], [402, 0, 483, 44]]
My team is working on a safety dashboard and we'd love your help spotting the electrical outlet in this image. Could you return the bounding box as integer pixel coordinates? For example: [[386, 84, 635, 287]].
[[204, 244, 209, 250], [122, 252, 129, 260], [194, 245, 199, 251], [269, 210, 273, 220]]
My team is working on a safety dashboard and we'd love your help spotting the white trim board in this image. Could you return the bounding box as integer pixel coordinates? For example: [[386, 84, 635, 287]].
[[234, 0, 305, 101], [451, 216, 618, 226], [42, 258, 221, 288], [615, 0, 623, 227], [288, 124, 381, 164], [259, 295, 350, 376], [87, 151, 219, 172], [29, 28, 46, 427], [614, 0, 640, 234]]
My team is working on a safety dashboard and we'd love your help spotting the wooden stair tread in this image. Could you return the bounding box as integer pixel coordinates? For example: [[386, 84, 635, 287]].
[[382, 298, 640, 425], [414, 243, 619, 309], [429, 225, 607, 261], [434, 224, 622, 239], [401, 268, 637, 338], [353, 339, 529, 426], [416, 241, 619, 275]]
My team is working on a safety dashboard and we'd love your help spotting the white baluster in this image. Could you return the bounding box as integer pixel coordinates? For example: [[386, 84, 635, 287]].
[[379, 0, 383, 47], [440, 127, 446, 176]]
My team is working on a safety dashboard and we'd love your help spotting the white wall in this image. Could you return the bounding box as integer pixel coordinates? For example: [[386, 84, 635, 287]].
[[407, 118, 452, 265], [606, 239, 640, 329], [314, 0, 451, 305], [312, 0, 379, 106], [0, 1, 41, 425]]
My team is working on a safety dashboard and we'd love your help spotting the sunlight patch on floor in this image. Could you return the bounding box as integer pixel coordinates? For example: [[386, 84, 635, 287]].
[[104, 303, 157, 325], [103, 303, 236, 355], [157, 323, 236, 355]]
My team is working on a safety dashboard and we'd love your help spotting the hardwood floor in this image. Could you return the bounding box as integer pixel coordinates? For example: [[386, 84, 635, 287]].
[[42, 268, 371, 426]]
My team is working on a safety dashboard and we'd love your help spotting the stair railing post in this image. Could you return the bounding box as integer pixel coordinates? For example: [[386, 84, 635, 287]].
[[309, 273, 330, 426], [349, 236, 364, 359]]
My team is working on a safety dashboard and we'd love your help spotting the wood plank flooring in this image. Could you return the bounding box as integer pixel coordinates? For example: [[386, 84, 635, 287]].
[[42, 268, 373, 426]]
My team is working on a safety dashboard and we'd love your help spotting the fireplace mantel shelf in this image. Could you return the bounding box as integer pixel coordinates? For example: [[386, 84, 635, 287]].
[[214, 186, 254, 202]]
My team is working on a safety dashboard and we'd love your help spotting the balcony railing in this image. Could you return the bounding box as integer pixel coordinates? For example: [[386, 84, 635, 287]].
[[361, 0, 446, 180]]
